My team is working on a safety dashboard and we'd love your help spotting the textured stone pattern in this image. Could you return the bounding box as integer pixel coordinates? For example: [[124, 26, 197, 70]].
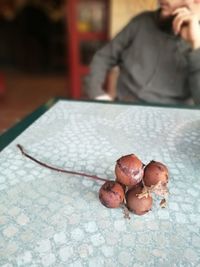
[[0, 100, 200, 267]]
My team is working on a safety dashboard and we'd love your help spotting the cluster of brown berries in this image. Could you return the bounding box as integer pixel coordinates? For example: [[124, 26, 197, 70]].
[[16, 145, 169, 216], [99, 154, 169, 216]]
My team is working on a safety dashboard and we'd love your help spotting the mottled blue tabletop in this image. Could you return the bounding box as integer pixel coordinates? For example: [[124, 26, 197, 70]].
[[0, 100, 200, 267]]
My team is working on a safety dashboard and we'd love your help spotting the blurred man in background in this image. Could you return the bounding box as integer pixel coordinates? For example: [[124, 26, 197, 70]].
[[85, 0, 200, 105]]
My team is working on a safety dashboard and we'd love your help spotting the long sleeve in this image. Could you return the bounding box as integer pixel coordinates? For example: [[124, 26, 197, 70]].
[[187, 49, 200, 104], [85, 15, 141, 98]]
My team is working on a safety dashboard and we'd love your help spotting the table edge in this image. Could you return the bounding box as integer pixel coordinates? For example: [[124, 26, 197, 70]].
[[0, 98, 57, 152]]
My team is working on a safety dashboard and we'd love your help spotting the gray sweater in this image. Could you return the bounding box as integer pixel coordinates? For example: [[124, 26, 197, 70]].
[[85, 10, 200, 104]]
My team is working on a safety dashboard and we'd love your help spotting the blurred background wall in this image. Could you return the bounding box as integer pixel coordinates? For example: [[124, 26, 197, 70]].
[[0, 0, 67, 133], [0, 0, 157, 133], [110, 0, 157, 37], [0, 0, 66, 73]]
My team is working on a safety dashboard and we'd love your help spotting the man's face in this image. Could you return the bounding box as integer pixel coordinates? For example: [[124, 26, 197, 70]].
[[158, 0, 193, 17], [157, 0, 200, 33]]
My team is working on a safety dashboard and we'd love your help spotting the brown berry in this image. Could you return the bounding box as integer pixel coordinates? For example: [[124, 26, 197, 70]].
[[115, 154, 144, 186], [143, 160, 169, 187], [99, 181, 125, 208], [126, 187, 153, 215]]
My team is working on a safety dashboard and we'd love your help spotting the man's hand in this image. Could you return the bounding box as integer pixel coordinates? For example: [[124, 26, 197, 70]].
[[173, 7, 200, 49]]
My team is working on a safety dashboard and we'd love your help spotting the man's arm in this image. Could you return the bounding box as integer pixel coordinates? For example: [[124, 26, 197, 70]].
[[187, 49, 200, 104], [85, 15, 141, 99]]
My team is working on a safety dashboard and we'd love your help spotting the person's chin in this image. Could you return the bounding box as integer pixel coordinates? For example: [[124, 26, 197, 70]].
[[160, 9, 172, 19], [157, 9, 175, 33]]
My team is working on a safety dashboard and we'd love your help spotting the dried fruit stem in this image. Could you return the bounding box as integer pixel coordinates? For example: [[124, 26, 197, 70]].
[[160, 199, 167, 208], [122, 204, 131, 219], [137, 181, 169, 199], [17, 144, 109, 182]]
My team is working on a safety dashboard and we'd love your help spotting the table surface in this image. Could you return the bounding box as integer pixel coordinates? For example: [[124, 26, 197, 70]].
[[0, 99, 200, 267]]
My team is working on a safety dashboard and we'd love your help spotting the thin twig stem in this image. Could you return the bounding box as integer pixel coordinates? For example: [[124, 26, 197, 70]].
[[17, 144, 109, 182]]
